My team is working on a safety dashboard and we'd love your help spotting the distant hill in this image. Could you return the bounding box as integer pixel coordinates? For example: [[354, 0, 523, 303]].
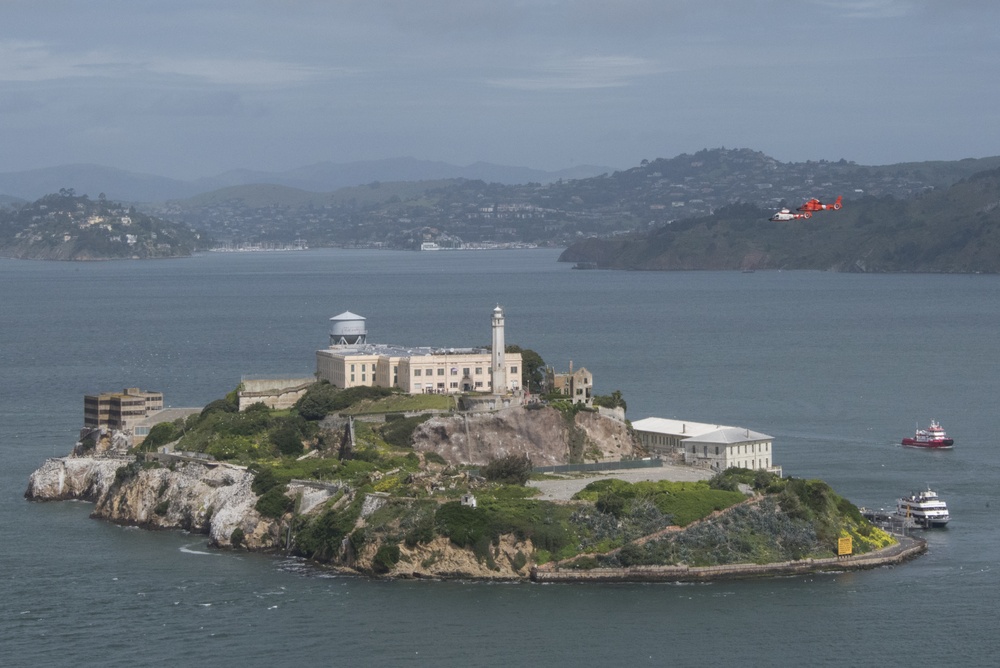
[[140, 148, 1000, 253], [0, 159, 616, 203], [558, 166, 1000, 273], [0, 165, 201, 203], [0, 191, 207, 260]]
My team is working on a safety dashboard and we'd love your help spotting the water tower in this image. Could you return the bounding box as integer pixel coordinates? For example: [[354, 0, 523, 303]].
[[329, 311, 367, 346]]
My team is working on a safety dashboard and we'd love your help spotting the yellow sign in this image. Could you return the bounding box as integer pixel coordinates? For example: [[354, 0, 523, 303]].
[[838, 536, 853, 556]]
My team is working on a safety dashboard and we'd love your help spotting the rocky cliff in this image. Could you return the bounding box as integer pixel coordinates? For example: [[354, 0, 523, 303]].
[[409, 405, 636, 466], [25, 456, 280, 550]]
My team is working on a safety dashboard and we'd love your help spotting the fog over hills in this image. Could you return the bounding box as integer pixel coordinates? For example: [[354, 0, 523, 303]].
[[0, 159, 616, 203]]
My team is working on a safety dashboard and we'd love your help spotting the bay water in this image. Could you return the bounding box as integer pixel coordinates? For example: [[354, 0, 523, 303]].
[[2, 249, 999, 666]]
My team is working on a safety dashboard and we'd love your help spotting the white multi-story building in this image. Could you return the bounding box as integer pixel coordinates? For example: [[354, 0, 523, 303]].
[[315, 307, 522, 396]]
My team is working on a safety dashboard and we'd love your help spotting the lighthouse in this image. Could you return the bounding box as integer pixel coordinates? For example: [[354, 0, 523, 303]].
[[491, 305, 507, 394]]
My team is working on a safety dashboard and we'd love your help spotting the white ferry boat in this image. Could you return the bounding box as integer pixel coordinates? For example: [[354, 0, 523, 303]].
[[896, 488, 950, 528]]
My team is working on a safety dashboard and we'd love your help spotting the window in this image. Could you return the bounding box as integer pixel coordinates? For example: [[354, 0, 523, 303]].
[[475, 381, 483, 388], [414, 383, 422, 390], [475, 367, 482, 375], [451, 367, 458, 376], [350, 374, 355, 382], [463, 368, 470, 377], [450, 382, 458, 388], [715, 446, 719, 455], [414, 369, 421, 376], [511, 366, 518, 374], [437, 368, 444, 376], [437, 382, 444, 389], [350, 364, 355, 372]]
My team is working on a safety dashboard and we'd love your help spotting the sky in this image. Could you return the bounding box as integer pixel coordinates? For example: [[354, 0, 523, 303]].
[[1, 1, 998, 179]]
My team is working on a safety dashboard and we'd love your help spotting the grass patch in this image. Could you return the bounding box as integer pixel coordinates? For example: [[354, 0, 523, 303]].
[[343, 393, 453, 415]]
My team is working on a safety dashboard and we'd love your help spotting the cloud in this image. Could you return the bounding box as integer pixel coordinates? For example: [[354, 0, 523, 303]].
[[0, 39, 352, 86], [488, 55, 663, 91], [143, 57, 355, 87], [812, 0, 918, 19]]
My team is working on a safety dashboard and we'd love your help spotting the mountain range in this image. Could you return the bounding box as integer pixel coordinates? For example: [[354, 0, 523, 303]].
[[0, 159, 616, 204]]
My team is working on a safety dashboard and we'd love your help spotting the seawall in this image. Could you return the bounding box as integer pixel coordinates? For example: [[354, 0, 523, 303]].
[[530, 535, 926, 583]]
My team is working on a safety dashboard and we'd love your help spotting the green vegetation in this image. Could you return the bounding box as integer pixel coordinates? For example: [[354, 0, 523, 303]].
[[562, 167, 1000, 274], [573, 478, 745, 527], [141, 148, 1000, 255], [0, 190, 207, 260], [592, 390, 627, 412], [141, 421, 181, 450], [584, 472, 895, 568], [157, 381, 892, 578], [480, 454, 533, 486]]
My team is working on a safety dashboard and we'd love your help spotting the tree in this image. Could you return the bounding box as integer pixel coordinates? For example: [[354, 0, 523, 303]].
[[505, 345, 545, 393], [271, 425, 304, 456], [593, 389, 627, 412], [480, 453, 533, 485]]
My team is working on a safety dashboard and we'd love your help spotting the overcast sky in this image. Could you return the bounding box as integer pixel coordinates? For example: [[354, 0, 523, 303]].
[[2, 1, 997, 178]]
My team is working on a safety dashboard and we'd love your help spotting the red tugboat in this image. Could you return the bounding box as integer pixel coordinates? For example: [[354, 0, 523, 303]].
[[902, 420, 954, 449]]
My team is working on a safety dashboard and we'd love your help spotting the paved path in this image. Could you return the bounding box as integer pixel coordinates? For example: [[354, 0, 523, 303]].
[[528, 464, 712, 501]]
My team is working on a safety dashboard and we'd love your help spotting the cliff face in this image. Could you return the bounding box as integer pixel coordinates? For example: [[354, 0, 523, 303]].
[[26, 456, 280, 550], [409, 405, 636, 466]]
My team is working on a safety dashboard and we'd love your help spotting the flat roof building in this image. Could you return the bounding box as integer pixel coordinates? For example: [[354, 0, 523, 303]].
[[632, 417, 780, 475], [316, 307, 522, 396]]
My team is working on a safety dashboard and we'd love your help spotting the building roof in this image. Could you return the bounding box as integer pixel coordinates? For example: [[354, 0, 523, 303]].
[[630, 417, 725, 439], [631, 417, 772, 444], [684, 426, 773, 444], [318, 343, 493, 359]]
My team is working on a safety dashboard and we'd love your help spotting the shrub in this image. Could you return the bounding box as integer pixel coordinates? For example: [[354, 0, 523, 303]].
[[201, 396, 238, 417], [230, 527, 245, 548], [271, 426, 304, 456], [379, 414, 432, 449], [372, 544, 401, 574], [423, 451, 448, 466], [142, 421, 180, 450], [255, 485, 294, 519], [295, 382, 339, 420], [480, 453, 533, 486], [436, 502, 491, 550]]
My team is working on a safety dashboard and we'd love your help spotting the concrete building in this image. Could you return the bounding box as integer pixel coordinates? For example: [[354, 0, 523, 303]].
[[631, 417, 780, 475], [316, 306, 522, 396], [546, 362, 593, 406], [84, 388, 163, 431]]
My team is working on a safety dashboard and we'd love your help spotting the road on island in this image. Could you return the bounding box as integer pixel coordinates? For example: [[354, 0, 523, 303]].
[[528, 464, 713, 501]]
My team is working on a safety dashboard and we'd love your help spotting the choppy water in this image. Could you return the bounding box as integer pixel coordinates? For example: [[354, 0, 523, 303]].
[[3, 250, 999, 666]]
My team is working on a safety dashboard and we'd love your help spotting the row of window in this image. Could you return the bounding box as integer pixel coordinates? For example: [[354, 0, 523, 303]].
[[412, 366, 517, 377], [691, 443, 771, 456]]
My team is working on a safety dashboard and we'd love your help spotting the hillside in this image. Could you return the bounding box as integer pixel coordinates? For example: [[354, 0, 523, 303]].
[[0, 190, 208, 260], [559, 167, 1000, 273], [26, 382, 908, 581], [145, 148, 1000, 250]]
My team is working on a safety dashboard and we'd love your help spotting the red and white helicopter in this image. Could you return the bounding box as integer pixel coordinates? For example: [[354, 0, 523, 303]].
[[769, 208, 812, 221], [769, 195, 843, 221], [797, 195, 843, 213]]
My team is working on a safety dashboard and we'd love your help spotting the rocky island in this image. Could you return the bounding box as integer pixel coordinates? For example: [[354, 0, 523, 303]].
[[26, 381, 924, 581]]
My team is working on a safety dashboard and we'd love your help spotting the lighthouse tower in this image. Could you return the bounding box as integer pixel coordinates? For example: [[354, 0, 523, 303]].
[[491, 305, 507, 394]]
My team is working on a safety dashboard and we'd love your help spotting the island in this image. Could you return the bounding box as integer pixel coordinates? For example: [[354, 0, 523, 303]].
[[25, 307, 924, 581], [0, 190, 207, 260]]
